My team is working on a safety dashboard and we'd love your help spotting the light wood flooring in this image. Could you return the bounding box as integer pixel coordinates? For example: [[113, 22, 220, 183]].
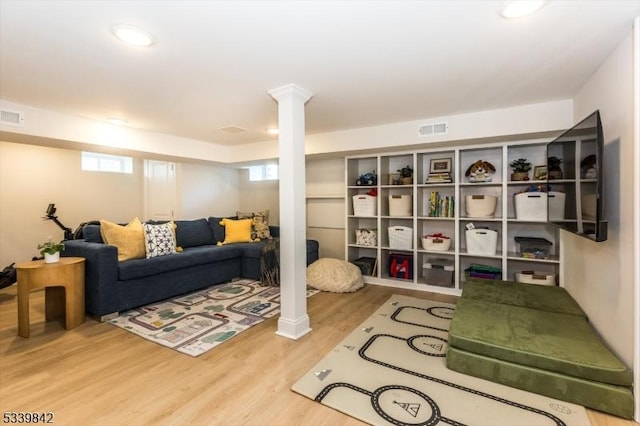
[[0, 283, 637, 426]]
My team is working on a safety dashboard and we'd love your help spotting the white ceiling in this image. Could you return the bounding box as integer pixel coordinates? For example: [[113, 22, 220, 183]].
[[1, 1, 639, 146]]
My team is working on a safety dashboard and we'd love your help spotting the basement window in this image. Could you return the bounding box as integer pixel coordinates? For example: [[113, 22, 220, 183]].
[[81, 151, 133, 174], [249, 164, 278, 181]]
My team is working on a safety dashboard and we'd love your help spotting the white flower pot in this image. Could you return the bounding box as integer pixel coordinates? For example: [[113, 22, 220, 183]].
[[44, 252, 60, 263]]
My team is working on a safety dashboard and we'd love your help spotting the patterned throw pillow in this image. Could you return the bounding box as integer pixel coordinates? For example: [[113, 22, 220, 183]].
[[237, 209, 271, 240], [144, 223, 177, 258]]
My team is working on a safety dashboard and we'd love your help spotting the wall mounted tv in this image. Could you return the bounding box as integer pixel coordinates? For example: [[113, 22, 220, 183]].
[[546, 110, 607, 242]]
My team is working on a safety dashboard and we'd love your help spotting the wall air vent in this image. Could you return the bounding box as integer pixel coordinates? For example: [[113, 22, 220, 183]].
[[418, 121, 448, 137], [0, 109, 25, 127], [217, 125, 247, 134]]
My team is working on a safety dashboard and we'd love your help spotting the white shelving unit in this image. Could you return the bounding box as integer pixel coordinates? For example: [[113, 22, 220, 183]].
[[345, 140, 563, 295]]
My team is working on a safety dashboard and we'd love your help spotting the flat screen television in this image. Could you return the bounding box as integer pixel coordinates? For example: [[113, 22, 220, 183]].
[[546, 110, 607, 242]]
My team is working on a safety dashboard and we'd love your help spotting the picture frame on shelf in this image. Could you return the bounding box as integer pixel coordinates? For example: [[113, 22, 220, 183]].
[[387, 172, 401, 185], [430, 158, 452, 174], [533, 165, 547, 180]]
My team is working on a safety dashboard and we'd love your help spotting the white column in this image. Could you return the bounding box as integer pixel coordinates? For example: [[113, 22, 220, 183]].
[[268, 83, 313, 340]]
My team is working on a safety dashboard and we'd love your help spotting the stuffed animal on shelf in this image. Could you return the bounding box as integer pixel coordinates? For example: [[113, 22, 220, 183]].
[[465, 160, 496, 182], [581, 154, 597, 179]]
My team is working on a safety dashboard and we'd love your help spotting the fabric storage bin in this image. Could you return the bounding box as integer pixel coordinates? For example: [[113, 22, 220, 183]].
[[355, 229, 377, 246], [352, 194, 376, 216], [388, 252, 413, 280], [465, 195, 497, 218], [423, 258, 454, 287], [389, 194, 412, 217], [421, 234, 451, 251], [514, 192, 565, 221], [515, 270, 556, 286], [388, 226, 413, 250], [515, 237, 552, 259], [465, 228, 498, 255]]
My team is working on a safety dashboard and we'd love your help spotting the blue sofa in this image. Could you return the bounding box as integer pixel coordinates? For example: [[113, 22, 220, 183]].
[[62, 217, 319, 320]]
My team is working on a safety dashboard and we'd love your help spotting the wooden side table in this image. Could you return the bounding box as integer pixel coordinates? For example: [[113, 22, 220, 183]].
[[16, 257, 85, 337]]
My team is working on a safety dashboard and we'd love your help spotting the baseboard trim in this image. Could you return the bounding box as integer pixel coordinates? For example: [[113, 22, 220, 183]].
[[276, 315, 312, 340]]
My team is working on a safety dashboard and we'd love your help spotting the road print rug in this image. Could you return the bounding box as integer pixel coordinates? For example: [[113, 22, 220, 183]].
[[109, 278, 317, 357], [292, 294, 590, 426]]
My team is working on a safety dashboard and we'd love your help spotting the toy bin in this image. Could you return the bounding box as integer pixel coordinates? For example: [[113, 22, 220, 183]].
[[352, 194, 376, 216], [465, 229, 498, 255], [355, 229, 377, 246], [515, 270, 556, 286], [465, 195, 497, 218], [514, 237, 552, 259], [514, 192, 565, 221], [388, 226, 413, 250], [423, 258, 454, 287], [389, 194, 412, 217], [421, 234, 451, 251], [388, 252, 413, 280]]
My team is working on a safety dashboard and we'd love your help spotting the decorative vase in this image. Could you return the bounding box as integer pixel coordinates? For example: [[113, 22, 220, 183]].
[[401, 176, 413, 185], [44, 252, 60, 264], [511, 172, 529, 181]]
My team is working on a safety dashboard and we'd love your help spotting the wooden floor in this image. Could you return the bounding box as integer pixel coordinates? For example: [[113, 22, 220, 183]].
[[0, 283, 636, 426]]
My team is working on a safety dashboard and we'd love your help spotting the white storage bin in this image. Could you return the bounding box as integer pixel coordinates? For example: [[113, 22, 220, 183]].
[[389, 194, 412, 217], [421, 235, 451, 251], [355, 229, 377, 246], [353, 194, 376, 216], [515, 271, 556, 286], [548, 192, 566, 221], [388, 226, 413, 250], [465, 195, 497, 218], [582, 194, 597, 220], [465, 229, 498, 256], [514, 191, 566, 221]]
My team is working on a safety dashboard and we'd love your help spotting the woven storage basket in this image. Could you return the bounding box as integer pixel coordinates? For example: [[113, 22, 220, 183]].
[[421, 235, 451, 251], [352, 194, 376, 216], [465, 229, 498, 255], [515, 271, 555, 286], [465, 195, 497, 218], [388, 226, 413, 250]]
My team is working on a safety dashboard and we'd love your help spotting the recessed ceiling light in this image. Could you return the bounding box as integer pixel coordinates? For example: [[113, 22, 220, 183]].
[[266, 128, 279, 135], [106, 117, 128, 126], [111, 24, 154, 47], [501, 0, 547, 19]]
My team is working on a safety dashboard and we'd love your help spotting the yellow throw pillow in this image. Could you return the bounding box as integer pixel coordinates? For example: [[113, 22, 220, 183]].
[[217, 218, 255, 245], [100, 217, 146, 261]]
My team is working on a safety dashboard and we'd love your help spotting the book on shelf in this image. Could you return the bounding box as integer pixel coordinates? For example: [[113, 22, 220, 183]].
[[426, 172, 452, 183], [352, 256, 377, 276], [428, 191, 455, 218]]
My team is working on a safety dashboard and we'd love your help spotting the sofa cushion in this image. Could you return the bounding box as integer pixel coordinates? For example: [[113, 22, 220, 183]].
[[208, 216, 238, 244], [100, 218, 146, 261], [175, 218, 214, 248], [462, 279, 585, 317], [118, 245, 243, 281], [83, 224, 104, 243], [448, 297, 632, 386], [143, 222, 177, 258], [218, 218, 254, 244]]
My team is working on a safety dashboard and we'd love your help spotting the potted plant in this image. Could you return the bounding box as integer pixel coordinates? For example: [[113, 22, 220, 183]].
[[38, 240, 65, 264], [547, 156, 563, 179], [509, 158, 531, 181], [397, 165, 413, 185]]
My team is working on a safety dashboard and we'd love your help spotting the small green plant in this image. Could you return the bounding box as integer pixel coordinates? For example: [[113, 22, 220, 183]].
[[397, 165, 413, 178], [38, 241, 65, 256], [509, 158, 532, 173], [548, 156, 563, 171]]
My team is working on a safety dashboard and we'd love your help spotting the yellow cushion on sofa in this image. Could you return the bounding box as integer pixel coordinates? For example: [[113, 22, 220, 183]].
[[100, 217, 146, 261], [218, 218, 254, 245]]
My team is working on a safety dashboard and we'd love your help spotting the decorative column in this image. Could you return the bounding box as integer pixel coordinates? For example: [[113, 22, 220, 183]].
[[268, 83, 313, 340]]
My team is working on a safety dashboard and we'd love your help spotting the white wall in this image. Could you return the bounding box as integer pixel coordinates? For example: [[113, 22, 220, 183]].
[[566, 31, 636, 367], [0, 141, 144, 266], [237, 170, 280, 225], [179, 163, 240, 219]]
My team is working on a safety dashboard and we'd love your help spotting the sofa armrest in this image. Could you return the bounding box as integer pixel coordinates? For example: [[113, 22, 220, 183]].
[[62, 240, 119, 317]]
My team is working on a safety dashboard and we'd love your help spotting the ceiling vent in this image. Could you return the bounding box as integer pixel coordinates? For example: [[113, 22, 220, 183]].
[[0, 109, 25, 127], [418, 121, 448, 137], [217, 125, 247, 134]]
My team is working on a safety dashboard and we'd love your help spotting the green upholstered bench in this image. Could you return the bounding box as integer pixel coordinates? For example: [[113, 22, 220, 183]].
[[446, 279, 634, 419]]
